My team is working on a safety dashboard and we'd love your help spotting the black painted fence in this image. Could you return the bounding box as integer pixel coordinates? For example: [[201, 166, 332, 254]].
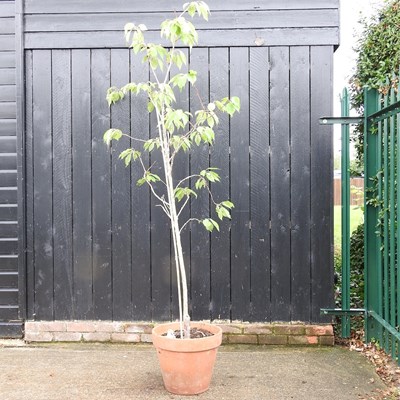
[[1, 0, 339, 327]]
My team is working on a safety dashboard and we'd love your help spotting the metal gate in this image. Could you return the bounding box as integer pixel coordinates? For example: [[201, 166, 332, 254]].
[[322, 83, 400, 363]]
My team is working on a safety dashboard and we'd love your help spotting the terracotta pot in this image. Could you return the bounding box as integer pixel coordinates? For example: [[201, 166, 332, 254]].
[[152, 322, 222, 395]]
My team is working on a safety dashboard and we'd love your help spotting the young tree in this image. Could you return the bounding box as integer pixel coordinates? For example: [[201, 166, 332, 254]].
[[103, 1, 240, 338]]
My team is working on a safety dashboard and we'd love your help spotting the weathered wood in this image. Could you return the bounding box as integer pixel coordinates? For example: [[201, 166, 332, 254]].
[[0, 36, 14, 51], [209, 47, 230, 321], [0, 102, 16, 119], [0, 69, 15, 85], [0, 188, 17, 203], [0, 221, 17, 238], [0, 272, 18, 288], [0, 154, 17, 170], [71, 49, 93, 320], [249, 46, 270, 321], [0, 2, 14, 18], [190, 47, 210, 321], [0, 206, 17, 221], [0, 305, 18, 320], [0, 171, 16, 187], [24, 0, 339, 14], [0, 17, 14, 34], [310, 46, 334, 322], [0, 288, 18, 304], [91, 49, 112, 320], [0, 85, 15, 101], [8, 2, 337, 324], [0, 255, 17, 271], [0, 321, 23, 338], [0, 136, 16, 152], [25, 50, 34, 319], [0, 119, 15, 136], [0, 52, 15, 68], [230, 47, 251, 321], [24, 28, 340, 49], [270, 46, 291, 322], [32, 50, 53, 320], [52, 50, 73, 320], [111, 48, 132, 320], [24, 10, 338, 32], [130, 51, 151, 321], [290, 46, 312, 322]]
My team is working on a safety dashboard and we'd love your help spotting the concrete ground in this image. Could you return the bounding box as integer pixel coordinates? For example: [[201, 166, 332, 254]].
[[0, 341, 386, 400]]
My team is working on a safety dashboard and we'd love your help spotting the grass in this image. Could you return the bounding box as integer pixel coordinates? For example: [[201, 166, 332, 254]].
[[334, 205, 364, 247]]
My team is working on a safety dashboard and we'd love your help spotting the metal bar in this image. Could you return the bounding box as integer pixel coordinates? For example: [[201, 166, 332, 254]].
[[321, 308, 365, 316], [368, 99, 400, 122], [341, 88, 351, 338], [396, 81, 400, 345], [376, 105, 383, 346], [319, 116, 363, 125], [368, 311, 400, 343], [383, 92, 390, 353], [364, 88, 382, 344], [389, 88, 396, 359]]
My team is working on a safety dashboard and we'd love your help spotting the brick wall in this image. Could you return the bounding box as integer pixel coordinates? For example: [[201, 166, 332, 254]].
[[24, 321, 334, 346]]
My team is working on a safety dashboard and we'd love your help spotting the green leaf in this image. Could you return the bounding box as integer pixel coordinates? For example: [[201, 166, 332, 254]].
[[221, 200, 234, 209], [187, 70, 197, 85], [103, 129, 123, 145], [195, 177, 206, 190], [216, 204, 231, 220], [119, 148, 134, 167], [137, 177, 146, 187], [231, 96, 241, 111], [202, 218, 220, 232]]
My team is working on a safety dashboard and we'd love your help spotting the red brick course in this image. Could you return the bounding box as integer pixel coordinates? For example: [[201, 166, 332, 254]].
[[24, 321, 334, 346]]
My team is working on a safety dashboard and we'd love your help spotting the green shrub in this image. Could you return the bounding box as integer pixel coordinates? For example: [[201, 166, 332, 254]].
[[334, 223, 364, 309]]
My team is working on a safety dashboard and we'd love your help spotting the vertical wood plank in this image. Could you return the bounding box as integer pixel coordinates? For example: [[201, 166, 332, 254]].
[[170, 48, 190, 320], [310, 46, 334, 322], [52, 50, 73, 320], [32, 50, 53, 320], [230, 47, 251, 321], [249, 47, 270, 321], [91, 49, 112, 320], [150, 70, 171, 321], [290, 46, 311, 321], [111, 49, 132, 320], [270, 46, 291, 321], [190, 47, 210, 320], [130, 52, 151, 320], [72, 49, 93, 319], [209, 47, 231, 320], [25, 50, 34, 319]]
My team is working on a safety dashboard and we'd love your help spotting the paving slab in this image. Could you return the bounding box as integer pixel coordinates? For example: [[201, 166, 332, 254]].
[[0, 342, 386, 399]]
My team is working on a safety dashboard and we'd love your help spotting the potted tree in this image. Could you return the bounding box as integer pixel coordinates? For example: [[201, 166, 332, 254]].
[[104, 1, 240, 395]]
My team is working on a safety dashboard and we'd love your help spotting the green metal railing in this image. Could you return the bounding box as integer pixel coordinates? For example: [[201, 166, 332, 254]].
[[321, 82, 400, 363], [341, 88, 351, 338], [364, 85, 400, 361]]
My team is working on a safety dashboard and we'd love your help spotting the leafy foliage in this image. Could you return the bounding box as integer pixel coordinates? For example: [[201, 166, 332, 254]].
[[334, 223, 365, 310], [102, 1, 240, 334], [350, 0, 400, 162]]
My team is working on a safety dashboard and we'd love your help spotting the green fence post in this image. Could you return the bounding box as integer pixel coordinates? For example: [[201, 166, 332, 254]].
[[341, 88, 351, 338], [364, 87, 382, 343]]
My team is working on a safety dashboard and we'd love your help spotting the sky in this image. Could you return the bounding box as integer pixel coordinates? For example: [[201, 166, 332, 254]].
[[333, 0, 386, 153], [334, 0, 385, 109]]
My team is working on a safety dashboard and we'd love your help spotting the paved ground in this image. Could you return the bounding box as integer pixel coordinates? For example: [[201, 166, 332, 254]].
[[0, 341, 386, 399]]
